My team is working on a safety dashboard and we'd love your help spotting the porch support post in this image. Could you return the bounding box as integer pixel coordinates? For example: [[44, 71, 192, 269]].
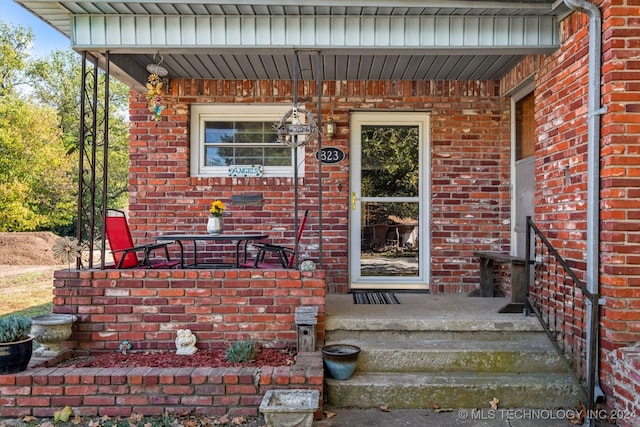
[[315, 50, 324, 268]]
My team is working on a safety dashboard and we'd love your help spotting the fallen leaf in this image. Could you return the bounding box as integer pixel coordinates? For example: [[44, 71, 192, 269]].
[[430, 400, 440, 410], [489, 397, 500, 410], [218, 414, 230, 424], [22, 416, 38, 422], [40, 422, 55, 427], [323, 411, 336, 419], [380, 404, 391, 412], [87, 420, 100, 427], [71, 415, 83, 425], [569, 402, 586, 425], [54, 406, 74, 423], [231, 416, 246, 425], [129, 413, 145, 423]]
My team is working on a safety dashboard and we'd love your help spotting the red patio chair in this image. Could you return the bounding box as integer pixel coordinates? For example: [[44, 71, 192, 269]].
[[105, 209, 180, 269], [241, 210, 309, 269]]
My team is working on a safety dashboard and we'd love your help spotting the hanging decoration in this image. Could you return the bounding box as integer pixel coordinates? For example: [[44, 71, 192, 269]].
[[145, 53, 168, 122], [274, 105, 318, 147]]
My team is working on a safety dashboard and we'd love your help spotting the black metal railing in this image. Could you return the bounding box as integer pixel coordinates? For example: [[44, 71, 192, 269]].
[[525, 216, 599, 414]]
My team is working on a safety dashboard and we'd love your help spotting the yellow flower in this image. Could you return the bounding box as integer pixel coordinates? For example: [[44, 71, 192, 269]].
[[210, 200, 225, 216]]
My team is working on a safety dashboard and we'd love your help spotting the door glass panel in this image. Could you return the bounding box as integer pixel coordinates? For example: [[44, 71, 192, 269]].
[[361, 126, 419, 197], [360, 202, 419, 278]]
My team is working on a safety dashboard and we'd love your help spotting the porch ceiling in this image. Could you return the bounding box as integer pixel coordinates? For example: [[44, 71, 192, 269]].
[[15, 0, 571, 91]]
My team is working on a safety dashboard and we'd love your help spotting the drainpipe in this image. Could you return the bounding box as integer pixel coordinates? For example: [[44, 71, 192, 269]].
[[563, 0, 606, 406]]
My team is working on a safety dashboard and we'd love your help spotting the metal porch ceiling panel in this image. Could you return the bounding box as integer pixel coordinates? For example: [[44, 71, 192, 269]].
[[126, 52, 524, 81]]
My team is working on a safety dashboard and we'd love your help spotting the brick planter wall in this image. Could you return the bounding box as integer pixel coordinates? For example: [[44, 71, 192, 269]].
[[0, 352, 323, 418], [0, 268, 325, 418]]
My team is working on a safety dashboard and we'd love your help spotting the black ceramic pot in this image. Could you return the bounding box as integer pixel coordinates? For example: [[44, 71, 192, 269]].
[[0, 336, 34, 374]]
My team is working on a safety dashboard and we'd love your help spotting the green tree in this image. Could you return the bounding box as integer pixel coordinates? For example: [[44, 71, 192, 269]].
[[0, 21, 32, 97], [0, 97, 75, 231]]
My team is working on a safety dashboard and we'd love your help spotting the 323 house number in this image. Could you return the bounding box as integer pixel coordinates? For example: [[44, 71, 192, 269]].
[[315, 147, 345, 164]]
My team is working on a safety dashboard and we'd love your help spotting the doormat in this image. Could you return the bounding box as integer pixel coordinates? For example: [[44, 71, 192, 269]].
[[352, 292, 400, 305]]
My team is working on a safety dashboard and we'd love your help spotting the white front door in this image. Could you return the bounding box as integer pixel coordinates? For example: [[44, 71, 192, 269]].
[[349, 112, 430, 290]]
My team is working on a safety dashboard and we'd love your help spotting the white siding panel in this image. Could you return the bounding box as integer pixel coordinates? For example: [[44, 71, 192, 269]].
[[493, 17, 510, 46], [226, 17, 242, 45], [285, 17, 301, 45], [181, 17, 197, 45], [449, 17, 465, 46], [316, 17, 332, 46], [152, 16, 169, 45], [389, 17, 405, 46], [435, 17, 450, 46], [463, 17, 480, 47], [361, 17, 375, 46], [90, 16, 106, 45], [212, 17, 227, 44], [345, 17, 360, 46], [241, 17, 257, 46], [331, 17, 346, 47], [420, 17, 436, 46], [196, 17, 212, 45], [479, 17, 495, 46], [72, 14, 558, 51], [301, 17, 316, 45], [105, 16, 122, 45], [120, 16, 137, 45], [405, 17, 420, 47], [270, 17, 286, 45], [509, 17, 525, 46]]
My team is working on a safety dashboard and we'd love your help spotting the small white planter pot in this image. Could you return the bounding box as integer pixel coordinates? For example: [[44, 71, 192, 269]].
[[30, 314, 77, 357], [259, 389, 319, 427]]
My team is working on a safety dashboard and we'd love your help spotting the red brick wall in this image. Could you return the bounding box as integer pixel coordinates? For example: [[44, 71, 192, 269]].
[[0, 353, 323, 418], [533, 0, 640, 410], [614, 346, 640, 425], [53, 269, 326, 352], [129, 80, 511, 294]]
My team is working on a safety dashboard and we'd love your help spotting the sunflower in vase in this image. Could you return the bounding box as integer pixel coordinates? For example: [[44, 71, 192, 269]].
[[210, 200, 226, 217]]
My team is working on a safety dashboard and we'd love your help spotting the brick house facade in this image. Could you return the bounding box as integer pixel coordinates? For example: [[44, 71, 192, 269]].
[[7, 0, 640, 420], [122, 0, 640, 416]]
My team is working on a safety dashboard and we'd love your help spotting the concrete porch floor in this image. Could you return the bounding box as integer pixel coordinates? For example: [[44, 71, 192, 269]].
[[326, 293, 541, 332]]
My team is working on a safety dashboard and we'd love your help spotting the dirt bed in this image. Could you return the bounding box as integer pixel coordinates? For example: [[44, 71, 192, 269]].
[[0, 232, 65, 278]]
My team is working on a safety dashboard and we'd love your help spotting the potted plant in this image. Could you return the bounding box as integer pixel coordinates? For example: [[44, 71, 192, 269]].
[[0, 315, 34, 374]]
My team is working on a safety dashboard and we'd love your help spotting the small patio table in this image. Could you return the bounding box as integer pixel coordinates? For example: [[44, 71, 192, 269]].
[[152, 232, 268, 269]]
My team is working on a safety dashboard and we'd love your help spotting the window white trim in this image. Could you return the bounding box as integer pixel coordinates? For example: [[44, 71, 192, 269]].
[[190, 104, 306, 178]]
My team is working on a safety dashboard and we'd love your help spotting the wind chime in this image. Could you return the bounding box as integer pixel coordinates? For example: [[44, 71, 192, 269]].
[[145, 53, 168, 121]]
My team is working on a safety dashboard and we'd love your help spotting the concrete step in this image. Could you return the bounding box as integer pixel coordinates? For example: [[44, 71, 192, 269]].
[[326, 372, 585, 409], [326, 328, 544, 342], [324, 336, 567, 374]]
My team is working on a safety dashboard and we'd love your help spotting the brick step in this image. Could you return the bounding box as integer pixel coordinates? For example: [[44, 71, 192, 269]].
[[326, 372, 584, 409]]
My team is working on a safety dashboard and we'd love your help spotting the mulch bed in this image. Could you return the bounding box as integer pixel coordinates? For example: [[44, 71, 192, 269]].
[[60, 349, 295, 368]]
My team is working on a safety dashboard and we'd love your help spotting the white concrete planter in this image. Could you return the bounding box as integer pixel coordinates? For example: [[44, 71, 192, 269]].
[[259, 389, 319, 427], [30, 314, 77, 357]]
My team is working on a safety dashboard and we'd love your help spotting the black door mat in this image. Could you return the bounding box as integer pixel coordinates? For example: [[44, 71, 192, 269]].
[[352, 292, 401, 304]]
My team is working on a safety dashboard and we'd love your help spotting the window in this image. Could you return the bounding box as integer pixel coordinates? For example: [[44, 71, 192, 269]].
[[190, 104, 305, 177], [515, 92, 535, 161]]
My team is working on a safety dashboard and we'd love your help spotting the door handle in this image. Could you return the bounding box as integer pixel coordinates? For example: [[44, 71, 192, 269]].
[[351, 192, 357, 211]]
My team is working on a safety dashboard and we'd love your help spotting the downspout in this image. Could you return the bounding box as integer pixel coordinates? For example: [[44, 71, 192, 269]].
[[563, 0, 606, 404]]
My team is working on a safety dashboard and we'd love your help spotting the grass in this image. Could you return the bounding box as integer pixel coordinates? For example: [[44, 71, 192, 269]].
[[0, 270, 55, 318]]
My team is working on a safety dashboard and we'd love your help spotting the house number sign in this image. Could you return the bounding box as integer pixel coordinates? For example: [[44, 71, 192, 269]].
[[315, 147, 345, 164]]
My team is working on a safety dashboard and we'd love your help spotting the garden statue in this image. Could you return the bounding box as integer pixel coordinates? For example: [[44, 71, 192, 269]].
[[175, 329, 198, 355]]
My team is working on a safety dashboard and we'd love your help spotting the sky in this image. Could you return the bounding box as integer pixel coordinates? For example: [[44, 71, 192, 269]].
[[1, 0, 72, 57]]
